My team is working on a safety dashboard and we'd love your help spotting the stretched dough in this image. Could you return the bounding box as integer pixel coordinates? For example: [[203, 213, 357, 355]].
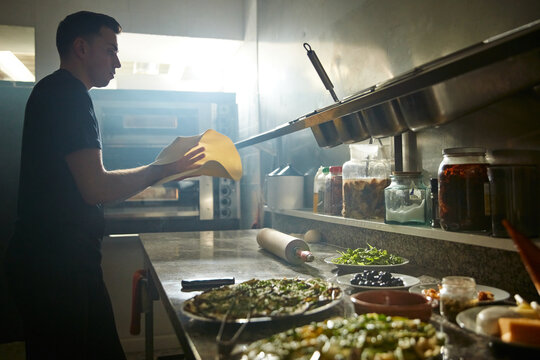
[[152, 129, 242, 185]]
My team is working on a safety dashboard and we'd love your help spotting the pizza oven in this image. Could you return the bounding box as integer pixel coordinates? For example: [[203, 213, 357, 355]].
[[89, 88, 241, 233]]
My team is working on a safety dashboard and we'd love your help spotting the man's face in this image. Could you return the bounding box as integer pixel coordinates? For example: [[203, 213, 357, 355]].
[[84, 26, 121, 88]]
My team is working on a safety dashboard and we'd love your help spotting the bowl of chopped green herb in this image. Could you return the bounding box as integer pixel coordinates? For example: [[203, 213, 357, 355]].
[[325, 244, 408, 272]]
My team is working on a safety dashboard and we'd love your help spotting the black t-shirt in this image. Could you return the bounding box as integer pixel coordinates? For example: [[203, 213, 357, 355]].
[[17, 69, 104, 240]]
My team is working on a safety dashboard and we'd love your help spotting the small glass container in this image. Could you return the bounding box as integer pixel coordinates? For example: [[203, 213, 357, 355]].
[[324, 166, 343, 216], [438, 147, 490, 232], [384, 172, 428, 225], [430, 178, 440, 228], [312, 166, 323, 213], [316, 167, 329, 213], [439, 276, 478, 322]]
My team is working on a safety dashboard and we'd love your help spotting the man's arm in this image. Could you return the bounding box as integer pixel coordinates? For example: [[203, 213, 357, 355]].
[[65, 146, 205, 205]]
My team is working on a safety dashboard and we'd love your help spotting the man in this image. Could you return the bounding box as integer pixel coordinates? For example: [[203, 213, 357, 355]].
[[5, 11, 204, 359]]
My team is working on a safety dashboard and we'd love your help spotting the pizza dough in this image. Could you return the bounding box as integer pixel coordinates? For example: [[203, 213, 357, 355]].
[[152, 129, 242, 185]]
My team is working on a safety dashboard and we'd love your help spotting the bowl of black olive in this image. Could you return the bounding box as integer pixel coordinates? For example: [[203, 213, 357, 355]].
[[350, 290, 432, 321], [336, 270, 420, 290]]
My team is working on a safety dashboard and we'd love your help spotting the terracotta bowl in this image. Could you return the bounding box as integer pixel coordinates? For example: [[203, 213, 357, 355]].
[[350, 290, 432, 322]]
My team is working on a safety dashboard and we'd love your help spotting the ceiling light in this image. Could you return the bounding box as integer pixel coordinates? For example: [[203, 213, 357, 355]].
[[0, 51, 34, 82]]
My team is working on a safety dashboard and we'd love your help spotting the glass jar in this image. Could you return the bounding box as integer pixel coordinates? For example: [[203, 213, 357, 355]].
[[438, 147, 490, 232], [343, 144, 391, 219], [312, 166, 324, 213], [487, 149, 539, 238], [384, 172, 428, 225], [430, 178, 440, 228], [439, 276, 478, 322], [324, 166, 343, 216]]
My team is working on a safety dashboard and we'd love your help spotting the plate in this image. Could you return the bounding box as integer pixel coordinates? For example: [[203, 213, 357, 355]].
[[182, 295, 343, 323], [324, 256, 409, 272], [336, 273, 420, 290], [456, 306, 540, 351], [408, 283, 510, 303], [181, 278, 344, 323]]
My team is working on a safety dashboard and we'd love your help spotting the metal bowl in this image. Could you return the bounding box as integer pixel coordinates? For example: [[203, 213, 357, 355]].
[[360, 99, 409, 138]]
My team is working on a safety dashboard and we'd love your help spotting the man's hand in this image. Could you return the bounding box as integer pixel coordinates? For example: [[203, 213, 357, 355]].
[[160, 146, 206, 180]]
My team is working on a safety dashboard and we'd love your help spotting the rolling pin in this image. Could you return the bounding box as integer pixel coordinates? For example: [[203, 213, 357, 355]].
[[256, 228, 314, 265]]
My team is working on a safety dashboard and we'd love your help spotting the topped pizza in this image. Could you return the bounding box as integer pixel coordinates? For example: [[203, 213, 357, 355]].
[[182, 277, 342, 321], [240, 313, 445, 359]]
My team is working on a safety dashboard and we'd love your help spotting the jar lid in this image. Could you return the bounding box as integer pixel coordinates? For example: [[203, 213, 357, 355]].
[[442, 276, 476, 287], [329, 166, 342, 174], [442, 147, 486, 156]]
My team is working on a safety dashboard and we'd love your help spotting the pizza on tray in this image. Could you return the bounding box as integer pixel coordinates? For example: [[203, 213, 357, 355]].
[[182, 277, 342, 321], [240, 313, 445, 360]]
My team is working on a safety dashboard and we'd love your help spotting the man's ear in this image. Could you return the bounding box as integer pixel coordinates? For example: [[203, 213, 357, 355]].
[[72, 37, 88, 59]]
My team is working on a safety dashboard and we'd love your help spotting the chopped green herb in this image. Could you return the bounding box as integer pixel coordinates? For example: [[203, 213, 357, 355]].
[[332, 244, 404, 266]]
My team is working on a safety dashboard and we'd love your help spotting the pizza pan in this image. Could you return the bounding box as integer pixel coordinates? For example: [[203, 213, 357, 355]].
[[181, 279, 344, 323]]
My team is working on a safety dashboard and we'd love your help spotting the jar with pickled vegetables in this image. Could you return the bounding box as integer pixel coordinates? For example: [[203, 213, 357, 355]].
[[438, 147, 490, 232], [324, 166, 342, 216], [342, 144, 390, 219]]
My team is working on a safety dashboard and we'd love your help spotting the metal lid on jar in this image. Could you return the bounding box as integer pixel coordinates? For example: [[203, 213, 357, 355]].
[[329, 166, 342, 174], [442, 147, 486, 156], [441, 276, 476, 287]]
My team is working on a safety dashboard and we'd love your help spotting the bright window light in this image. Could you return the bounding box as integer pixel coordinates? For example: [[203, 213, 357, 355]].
[[111, 32, 245, 92], [0, 51, 35, 82]]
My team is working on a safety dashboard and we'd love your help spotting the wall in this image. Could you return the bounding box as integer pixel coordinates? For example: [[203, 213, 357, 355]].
[[254, 0, 540, 178]]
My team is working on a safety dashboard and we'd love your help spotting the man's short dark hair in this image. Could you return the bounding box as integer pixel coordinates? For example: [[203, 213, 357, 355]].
[[56, 11, 121, 58]]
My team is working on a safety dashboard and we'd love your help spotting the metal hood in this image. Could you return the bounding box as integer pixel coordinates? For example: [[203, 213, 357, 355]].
[[236, 20, 540, 149]]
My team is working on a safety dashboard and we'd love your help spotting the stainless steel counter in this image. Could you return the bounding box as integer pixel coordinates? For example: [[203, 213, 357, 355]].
[[139, 230, 533, 360]]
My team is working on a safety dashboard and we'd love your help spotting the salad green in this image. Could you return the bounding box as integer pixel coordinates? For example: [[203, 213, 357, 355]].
[[332, 244, 405, 265]]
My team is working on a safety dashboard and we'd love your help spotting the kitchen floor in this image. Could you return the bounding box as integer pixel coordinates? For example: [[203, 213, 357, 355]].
[[0, 342, 183, 360]]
